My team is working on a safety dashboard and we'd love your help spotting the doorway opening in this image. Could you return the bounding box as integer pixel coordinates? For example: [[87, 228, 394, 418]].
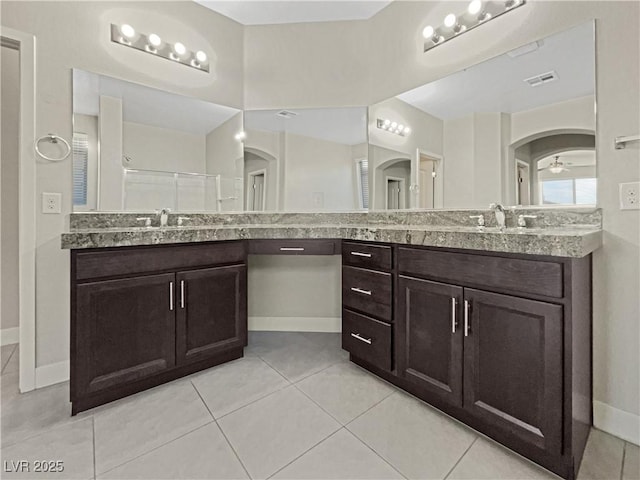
[[385, 176, 406, 209], [247, 170, 267, 211]]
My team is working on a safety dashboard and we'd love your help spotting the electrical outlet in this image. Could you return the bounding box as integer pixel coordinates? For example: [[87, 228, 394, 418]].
[[619, 182, 640, 210], [42, 192, 62, 214]]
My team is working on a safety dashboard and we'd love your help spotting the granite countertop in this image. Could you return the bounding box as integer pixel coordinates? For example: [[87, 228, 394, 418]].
[[61, 222, 602, 258]]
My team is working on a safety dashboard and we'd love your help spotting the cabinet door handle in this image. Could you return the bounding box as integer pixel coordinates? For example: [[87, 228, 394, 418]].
[[350, 251, 372, 258], [464, 300, 470, 337], [280, 247, 305, 251], [351, 333, 372, 345], [180, 280, 185, 309], [169, 282, 174, 311], [451, 297, 457, 333], [351, 287, 372, 296]]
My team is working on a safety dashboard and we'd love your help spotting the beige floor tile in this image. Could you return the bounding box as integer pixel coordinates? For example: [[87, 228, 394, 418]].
[[1, 344, 17, 373], [191, 356, 289, 418], [218, 385, 341, 479], [1, 380, 72, 448], [93, 380, 211, 475], [623, 442, 640, 480], [348, 392, 476, 479], [577, 429, 625, 480], [296, 362, 395, 424], [447, 437, 558, 479], [272, 428, 404, 479], [0, 417, 94, 479], [98, 423, 248, 479]]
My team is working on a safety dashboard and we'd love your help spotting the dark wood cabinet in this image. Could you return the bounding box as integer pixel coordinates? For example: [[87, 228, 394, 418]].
[[71, 241, 247, 414], [463, 288, 563, 455], [176, 265, 247, 365], [396, 276, 463, 407], [346, 241, 592, 480], [75, 273, 176, 397]]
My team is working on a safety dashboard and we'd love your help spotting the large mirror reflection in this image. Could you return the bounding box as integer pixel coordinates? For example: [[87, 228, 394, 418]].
[[72, 69, 244, 212], [243, 107, 368, 211], [368, 21, 595, 210]]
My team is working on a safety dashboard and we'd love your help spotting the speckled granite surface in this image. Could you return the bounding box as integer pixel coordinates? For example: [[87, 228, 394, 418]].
[[61, 221, 602, 258], [69, 207, 602, 230]]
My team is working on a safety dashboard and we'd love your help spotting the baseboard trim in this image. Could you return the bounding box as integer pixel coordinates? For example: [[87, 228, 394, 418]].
[[35, 360, 69, 388], [248, 316, 341, 333], [0, 327, 19, 346], [594, 400, 640, 445]]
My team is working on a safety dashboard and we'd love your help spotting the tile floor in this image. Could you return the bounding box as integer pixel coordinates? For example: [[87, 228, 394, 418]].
[[0, 333, 638, 480]]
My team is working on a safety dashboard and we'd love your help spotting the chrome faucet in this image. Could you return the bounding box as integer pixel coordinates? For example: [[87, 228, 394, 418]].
[[489, 203, 506, 231], [157, 208, 171, 227]]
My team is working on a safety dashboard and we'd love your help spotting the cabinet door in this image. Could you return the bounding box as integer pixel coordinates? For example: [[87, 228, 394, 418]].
[[397, 276, 463, 407], [463, 288, 563, 455], [176, 265, 247, 365], [75, 274, 176, 397]]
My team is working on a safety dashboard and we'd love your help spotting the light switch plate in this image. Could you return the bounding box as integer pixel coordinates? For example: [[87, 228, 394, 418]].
[[619, 182, 640, 210], [42, 192, 62, 214]]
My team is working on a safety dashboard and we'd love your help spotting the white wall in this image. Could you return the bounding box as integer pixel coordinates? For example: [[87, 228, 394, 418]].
[[283, 132, 357, 211], [98, 95, 124, 211], [1, 44, 20, 334], [511, 95, 596, 145], [0, 0, 244, 369], [123, 122, 206, 174], [443, 115, 475, 208], [206, 112, 244, 211]]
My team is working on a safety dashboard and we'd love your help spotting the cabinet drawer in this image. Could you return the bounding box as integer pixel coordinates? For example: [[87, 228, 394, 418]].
[[75, 241, 246, 281], [342, 242, 392, 270], [342, 266, 392, 321], [397, 247, 563, 298], [249, 239, 339, 255], [342, 309, 391, 371]]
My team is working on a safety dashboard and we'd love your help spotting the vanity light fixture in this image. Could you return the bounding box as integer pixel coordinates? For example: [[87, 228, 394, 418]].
[[110, 24, 209, 72], [422, 0, 525, 52], [377, 118, 411, 137]]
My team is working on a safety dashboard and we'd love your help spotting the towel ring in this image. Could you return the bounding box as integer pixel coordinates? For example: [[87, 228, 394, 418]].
[[35, 134, 71, 162]]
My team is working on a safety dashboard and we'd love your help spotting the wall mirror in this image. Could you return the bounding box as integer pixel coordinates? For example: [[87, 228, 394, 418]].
[[243, 107, 368, 211], [368, 21, 596, 210], [72, 69, 244, 212]]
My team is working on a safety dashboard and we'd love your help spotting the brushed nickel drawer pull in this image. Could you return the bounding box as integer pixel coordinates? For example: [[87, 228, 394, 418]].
[[464, 300, 470, 337], [350, 251, 372, 258], [180, 280, 185, 309], [451, 297, 457, 333], [351, 333, 372, 345], [169, 282, 174, 311], [351, 287, 372, 296], [280, 247, 305, 251]]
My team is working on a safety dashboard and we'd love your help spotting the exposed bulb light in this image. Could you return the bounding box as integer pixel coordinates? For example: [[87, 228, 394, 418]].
[[376, 118, 410, 137], [234, 131, 246, 141], [549, 166, 563, 174], [444, 13, 457, 28], [173, 42, 186, 56], [120, 24, 135, 39], [422, 0, 525, 52], [468, 0, 482, 14], [148, 33, 162, 47], [110, 24, 210, 72]]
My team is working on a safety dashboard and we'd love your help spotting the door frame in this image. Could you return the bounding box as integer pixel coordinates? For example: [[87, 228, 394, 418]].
[[385, 175, 406, 209], [415, 149, 444, 209], [246, 168, 267, 211], [1, 27, 37, 392], [515, 159, 531, 205]]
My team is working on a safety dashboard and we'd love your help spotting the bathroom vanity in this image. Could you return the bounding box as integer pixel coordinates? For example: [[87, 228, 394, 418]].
[[62, 210, 601, 480]]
